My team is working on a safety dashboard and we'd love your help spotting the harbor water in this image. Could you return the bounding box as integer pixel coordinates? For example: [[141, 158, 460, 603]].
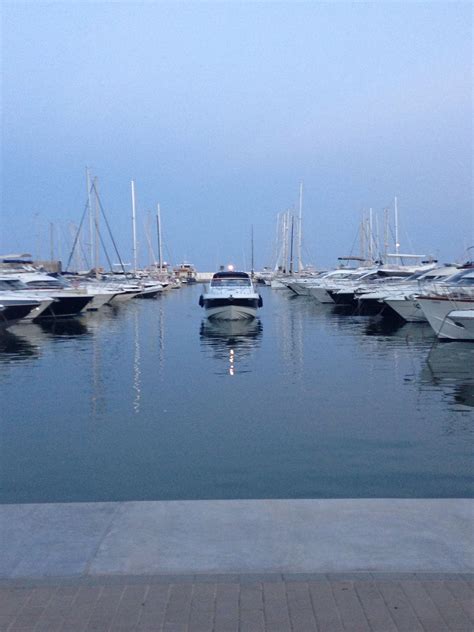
[[1, 285, 472, 503]]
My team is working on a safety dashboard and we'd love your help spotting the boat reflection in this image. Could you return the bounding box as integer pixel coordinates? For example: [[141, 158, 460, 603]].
[[199, 318, 263, 375], [420, 342, 474, 410], [37, 318, 90, 338], [0, 327, 40, 364]]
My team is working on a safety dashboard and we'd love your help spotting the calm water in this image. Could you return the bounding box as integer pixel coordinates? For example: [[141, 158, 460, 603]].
[[1, 285, 473, 503]]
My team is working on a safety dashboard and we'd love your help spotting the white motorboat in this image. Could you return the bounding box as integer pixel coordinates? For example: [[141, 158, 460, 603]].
[[199, 271, 263, 320], [416, 266, 474, 339], [0, 277, 55, 320], [418, 295, 474, 340], [0, 294, 42, 329], [10, 273, 94, 317], [308, 268, 373, 303], [352, 266, 458, 322], [444, 310, 474, 339]]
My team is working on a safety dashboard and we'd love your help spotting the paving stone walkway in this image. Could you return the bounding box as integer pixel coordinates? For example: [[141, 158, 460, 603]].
[[0, 573, 472, 632]]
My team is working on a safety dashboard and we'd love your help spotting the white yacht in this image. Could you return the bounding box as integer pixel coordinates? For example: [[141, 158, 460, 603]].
[[417, 267, 474, 340], [11, 273, 94, 316], [0, 294, 42, 329], [199, 271, 263, 320], [382, 266, 459, 322], [308, 268, 372, 303], [0, 277, 55, 320]]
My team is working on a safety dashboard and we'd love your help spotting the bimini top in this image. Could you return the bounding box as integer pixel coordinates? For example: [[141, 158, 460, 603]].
[[212, 271, 250, 279]]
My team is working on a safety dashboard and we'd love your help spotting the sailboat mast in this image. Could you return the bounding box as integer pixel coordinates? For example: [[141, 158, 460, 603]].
[[86, 167, 93, 269], [131, 180, 138, 273], [93, 177, 100, 276], [156, 203, 163, 273], [289, 215, 295, 275], [49, 222, 55, 262], [369, 208, 373, 262], [394, 196, 400, 256], [297, 182, 303, 272], [250, 224, 254, 278]]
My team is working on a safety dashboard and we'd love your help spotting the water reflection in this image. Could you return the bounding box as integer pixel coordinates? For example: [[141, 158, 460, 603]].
[[200, 318, 263, 375], [421, 342, 474, 410], [38, 317, 90, 338], [0, 327, 40, 363]]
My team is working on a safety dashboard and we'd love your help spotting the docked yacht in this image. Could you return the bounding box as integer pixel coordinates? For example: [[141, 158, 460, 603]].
[[199, 271, 263, 320], [382, 266, 459, 322], [0, 277, 55, 320], [416, 267, 474, 340], [0, 294, 42, 329], [8, 273, 94, 317]]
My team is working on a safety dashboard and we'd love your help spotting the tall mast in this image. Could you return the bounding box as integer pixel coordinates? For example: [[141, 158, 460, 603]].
[[394, 196, 400, 256], [86, 167, 93, 269], [93, 177, 100, 276], [156, 203, 163, 273], [289, 215, 295, 275], [131, 180, 138, 273], [368, 208, 373, 262], [297, 182, 303, 272], [250, 224, 254, 278], [49, 222, 55, 262]]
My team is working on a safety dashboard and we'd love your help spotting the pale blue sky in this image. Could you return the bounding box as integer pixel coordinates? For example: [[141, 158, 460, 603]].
[[1, 1, 472, 270]]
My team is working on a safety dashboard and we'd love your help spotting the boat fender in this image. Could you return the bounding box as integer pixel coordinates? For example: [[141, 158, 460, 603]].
[[258, 296, 263, 308], [198, 295, 204, 307]]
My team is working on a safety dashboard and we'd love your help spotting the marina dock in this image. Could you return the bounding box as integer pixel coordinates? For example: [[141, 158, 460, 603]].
[[1, 499, 472, 630]]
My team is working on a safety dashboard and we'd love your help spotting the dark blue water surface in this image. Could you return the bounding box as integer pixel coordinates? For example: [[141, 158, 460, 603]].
[[1, 285, 472, 503]]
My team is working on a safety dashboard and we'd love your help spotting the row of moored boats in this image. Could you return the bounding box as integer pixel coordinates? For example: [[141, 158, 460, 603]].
[[269, 262, 474, 341], [0, 270, 171, 329]]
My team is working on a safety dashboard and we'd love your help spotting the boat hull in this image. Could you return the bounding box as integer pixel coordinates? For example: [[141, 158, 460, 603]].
[[36, 295, 93, 318], [0, 303, 39, 328], [384, 297, 427, 323], [418, 296, 474, 340], [204, 298, 259, 321]]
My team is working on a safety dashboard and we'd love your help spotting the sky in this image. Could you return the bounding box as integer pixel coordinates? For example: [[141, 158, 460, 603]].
[[1, 1, 472, 271]]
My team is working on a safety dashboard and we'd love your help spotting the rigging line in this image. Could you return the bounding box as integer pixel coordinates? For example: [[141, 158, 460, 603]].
[[94, 218, 113, 272], [90, 181, 126, 274], [348, 222, 360, 258], [65, 197, 90, 272], [78, 235, 90, 270]]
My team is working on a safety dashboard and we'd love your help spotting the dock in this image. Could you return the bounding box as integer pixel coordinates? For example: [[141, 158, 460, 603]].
[[1, 498, 472, 630]]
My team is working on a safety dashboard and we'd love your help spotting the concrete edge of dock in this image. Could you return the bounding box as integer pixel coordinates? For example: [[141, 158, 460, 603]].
[[1, 498, 472, 580]]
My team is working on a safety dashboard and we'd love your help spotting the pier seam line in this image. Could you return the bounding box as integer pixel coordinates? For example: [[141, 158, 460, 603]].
[[135, 583, 150, 629], [443, 577, 474, 623], [82, 502, 124, 577], [352, 579, 381, 632], [398, 579, 443, 632]]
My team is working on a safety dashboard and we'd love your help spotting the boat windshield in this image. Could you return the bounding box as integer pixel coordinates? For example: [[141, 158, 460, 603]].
[[211, 278, 252, 288], [0, 279, 28, 290], [445, 270, 474, 285]]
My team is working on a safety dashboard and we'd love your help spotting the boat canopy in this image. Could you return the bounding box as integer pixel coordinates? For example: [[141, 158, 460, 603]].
[[212, 271, 250, 279]]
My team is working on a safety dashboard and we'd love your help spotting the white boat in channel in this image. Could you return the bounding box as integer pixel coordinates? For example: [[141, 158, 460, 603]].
[[199, 271, 263, 320]]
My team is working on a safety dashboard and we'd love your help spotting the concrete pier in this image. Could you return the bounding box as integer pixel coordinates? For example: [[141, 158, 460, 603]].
[[1, 499, 472, 578], [1, 499, 472, 630]]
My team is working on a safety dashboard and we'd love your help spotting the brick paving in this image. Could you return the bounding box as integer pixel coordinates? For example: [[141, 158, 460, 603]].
[[0, 573, 472, 631]]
